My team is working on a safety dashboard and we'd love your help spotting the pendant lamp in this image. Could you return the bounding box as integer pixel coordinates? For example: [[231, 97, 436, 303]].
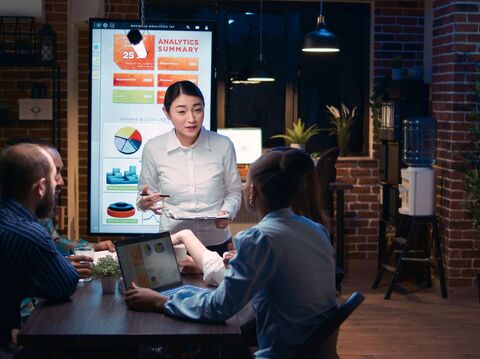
[[127, 0, 148, 59], [302, 0, 339, 53], [247, 0, 275, 82]]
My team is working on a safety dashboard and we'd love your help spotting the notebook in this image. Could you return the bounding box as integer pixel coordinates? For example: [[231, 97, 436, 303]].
[[115, 232, 212, 297]]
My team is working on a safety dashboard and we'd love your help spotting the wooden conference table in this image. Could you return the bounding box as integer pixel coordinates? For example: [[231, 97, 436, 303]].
[[18, 275, 243, 358]]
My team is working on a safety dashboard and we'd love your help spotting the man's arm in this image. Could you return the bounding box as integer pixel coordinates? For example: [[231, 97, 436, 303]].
[[29, 234, 79, 300]]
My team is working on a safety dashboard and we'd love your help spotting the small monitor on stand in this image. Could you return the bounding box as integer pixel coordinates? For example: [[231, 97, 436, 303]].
[[217, 128, 262, 180]]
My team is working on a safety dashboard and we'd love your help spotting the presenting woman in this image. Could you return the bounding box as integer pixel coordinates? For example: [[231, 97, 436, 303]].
[[137, 81, 242, 252]]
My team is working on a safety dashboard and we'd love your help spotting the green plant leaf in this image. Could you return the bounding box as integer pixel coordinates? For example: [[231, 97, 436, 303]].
[[270, 118, 321, 144]]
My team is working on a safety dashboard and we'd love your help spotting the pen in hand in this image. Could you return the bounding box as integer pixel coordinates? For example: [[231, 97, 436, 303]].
[[139, 193, 170, 197]]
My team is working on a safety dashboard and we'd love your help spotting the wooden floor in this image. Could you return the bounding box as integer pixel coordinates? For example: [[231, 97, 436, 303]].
[[338, 260, 480, 359]]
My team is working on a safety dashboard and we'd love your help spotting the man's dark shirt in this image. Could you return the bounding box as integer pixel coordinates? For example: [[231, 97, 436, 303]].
[[0, 198, 78, 346]]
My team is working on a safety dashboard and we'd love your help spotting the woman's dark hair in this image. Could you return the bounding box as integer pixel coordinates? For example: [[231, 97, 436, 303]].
[[163, 81, 205, 113], [250, 148, 315, 211]]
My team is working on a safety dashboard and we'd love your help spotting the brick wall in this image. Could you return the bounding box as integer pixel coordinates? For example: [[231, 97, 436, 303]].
[[0, 0, 69, 208], [336, 158, 380, 261], [432, 0, 480, 286], [374, 0, 425, 79]]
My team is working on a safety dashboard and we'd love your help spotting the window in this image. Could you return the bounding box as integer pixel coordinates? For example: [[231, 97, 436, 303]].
[[147, 1, 371, 154]]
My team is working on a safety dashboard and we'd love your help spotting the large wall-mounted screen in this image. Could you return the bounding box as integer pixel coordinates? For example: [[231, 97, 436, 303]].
[[89, 19, 216, 235]]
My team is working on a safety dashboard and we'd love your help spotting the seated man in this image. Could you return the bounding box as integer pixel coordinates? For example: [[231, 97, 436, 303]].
[[6, 137, 115, 322], [0, 144, 79, 355], [6, 136, 115, 255]]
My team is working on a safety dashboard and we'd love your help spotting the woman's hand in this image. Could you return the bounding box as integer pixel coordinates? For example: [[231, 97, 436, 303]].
[[214, 210, 231, 229], [222, 250, 237, 268], [91, 240, 115, 252], [125, 282, 168, 312], [139, 185, 168, 215]]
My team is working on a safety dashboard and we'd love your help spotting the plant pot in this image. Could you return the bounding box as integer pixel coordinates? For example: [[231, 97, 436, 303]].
[[290, 143, 305, 150], [101, 277, 117, 294], [391, 68, 403, 81]]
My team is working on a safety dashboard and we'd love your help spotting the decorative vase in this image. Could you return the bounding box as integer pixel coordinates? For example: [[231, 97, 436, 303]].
[[101, 277, 117, 294], [391, 68, 403, 81], [290, 143, 305, 150]]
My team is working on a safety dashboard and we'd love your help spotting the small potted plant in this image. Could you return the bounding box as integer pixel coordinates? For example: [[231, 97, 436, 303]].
[[271, 118, 320, 150], [391, 55, 403, 80], [91, 256, 121, 294], [326, 103, 357, 157]]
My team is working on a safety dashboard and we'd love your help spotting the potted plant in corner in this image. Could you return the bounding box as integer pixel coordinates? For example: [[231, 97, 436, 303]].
[[271, 118, 320, 150], [91, 256, 121, 294], [326, 103, 357, 157], [391, 55, 403, 80]]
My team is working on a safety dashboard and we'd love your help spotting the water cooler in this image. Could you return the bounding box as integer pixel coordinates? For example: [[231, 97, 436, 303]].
[[399, 117, 437, 216]]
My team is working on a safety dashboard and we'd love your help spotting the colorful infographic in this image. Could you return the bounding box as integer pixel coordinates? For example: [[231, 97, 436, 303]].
[[89, 20, 214, 234], [114, 127, 143, 155]]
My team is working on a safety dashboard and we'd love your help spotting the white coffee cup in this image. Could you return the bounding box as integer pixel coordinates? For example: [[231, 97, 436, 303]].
[[173, 244, 187, 262]]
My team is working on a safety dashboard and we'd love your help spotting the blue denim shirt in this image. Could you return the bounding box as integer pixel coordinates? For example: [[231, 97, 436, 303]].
[[164, 208, 337, 358]]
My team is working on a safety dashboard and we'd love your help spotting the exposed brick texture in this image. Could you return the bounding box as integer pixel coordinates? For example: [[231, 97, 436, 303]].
[[374, 0, 425, 79], [432, 0, 480, 287], [0, 0, 69, 209], [336, 158, 380, 261]]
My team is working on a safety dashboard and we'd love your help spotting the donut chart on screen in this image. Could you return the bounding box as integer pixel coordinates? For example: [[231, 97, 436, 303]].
[[107, 202, 135, 218], [114, 127, 142, 155]]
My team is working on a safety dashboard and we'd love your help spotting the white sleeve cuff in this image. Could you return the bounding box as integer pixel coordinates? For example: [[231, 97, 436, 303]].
[[202, 250, 226, 287]]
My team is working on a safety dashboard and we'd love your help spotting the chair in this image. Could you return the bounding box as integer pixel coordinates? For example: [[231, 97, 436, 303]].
[[315, 147, 340, 217], [293, 292, 365, 359], [315, 147, 343, 291]]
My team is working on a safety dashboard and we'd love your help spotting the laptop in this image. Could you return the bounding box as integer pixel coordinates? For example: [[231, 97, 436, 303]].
[[115, 232, 212, 297]]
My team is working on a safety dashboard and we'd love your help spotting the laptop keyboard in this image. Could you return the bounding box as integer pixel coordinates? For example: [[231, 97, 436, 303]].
[[160, 284, 213, 297]]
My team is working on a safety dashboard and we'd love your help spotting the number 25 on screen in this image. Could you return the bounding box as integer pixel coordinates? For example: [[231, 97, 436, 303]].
[[123, 51, 136, 59]]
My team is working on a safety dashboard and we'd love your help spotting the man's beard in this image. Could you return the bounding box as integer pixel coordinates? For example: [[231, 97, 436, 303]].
[[35, 181, 56, 218]]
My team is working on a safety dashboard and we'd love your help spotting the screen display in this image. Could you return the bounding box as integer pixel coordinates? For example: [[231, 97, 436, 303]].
[[116, 233, 180, 290], [217, 128, 262, 164], [89, 19, 215, 234]]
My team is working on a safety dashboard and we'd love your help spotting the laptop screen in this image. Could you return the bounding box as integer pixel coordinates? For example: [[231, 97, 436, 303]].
[[116, 232, 182, 291]]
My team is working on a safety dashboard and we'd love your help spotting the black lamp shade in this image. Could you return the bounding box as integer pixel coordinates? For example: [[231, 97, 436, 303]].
[[247, 55, 275, 82], [302, 21, 339, 53]]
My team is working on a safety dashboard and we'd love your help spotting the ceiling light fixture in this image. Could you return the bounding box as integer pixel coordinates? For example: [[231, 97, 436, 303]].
[[247, 0, 275, 82], [302, 0, 339, 53], [127, 0, 147, 59]]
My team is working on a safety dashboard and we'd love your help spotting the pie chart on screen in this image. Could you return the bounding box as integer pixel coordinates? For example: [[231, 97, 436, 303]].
[[114, 127, 142, 155]]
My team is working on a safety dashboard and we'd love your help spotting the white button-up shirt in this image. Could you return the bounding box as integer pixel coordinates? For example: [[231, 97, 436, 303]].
[[137, 127, 243, 246]]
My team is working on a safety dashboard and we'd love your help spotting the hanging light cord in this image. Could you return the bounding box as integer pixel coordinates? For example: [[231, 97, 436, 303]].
[[259, 0, 263, 60], [320, 0, 323, 16], [140, 0, 145, 28]]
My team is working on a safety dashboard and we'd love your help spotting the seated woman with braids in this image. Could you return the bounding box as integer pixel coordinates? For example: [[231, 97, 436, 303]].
[[126, 148, 337, 358]]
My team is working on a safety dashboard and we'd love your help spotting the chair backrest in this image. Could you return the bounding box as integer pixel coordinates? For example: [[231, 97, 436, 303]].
[[315, 147, 340, 214], [293, 292, 366, 359]]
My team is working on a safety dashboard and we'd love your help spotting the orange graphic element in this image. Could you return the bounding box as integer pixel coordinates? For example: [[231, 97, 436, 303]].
[[113, 73, 154, 87], [157, 74, 198, 88], [129, 245, 149, 287], [157, 57, 199, 71], [114, 34, 155, 71], [157, 90, 166, 104]]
